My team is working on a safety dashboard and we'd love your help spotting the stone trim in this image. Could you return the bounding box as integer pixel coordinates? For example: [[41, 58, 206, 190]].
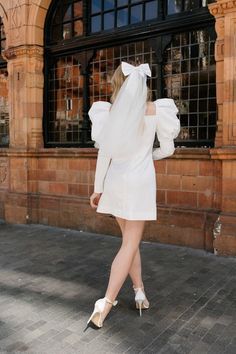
[[0, 147, 212, 159], [209, 0, 236, 16], [3, 44, 43, 60]]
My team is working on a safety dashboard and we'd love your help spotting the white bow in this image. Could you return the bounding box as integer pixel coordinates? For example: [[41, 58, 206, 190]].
[[121, 61, 151, 78]]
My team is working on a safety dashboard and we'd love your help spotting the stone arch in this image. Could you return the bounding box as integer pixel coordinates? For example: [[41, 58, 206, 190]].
[[28, 0, 53, 45]]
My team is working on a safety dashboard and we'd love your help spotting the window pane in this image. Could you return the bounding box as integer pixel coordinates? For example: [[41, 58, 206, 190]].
[[92, 0, 102, 13], [168, 0, 182, 14], [47, 56, 84, 144], [90, 40, 158, 108], [104, 0, 115, 11], [145, 1, 158, 20], [63, 4, 72, 22], [131, 5, 143, 24], [74, 1, 83, 17], [117, 0, 128, 6], [184, 0, 200, 11], [91, 15, 101, 32], [104, 11, 115, 30], [74, 20, 83, 36], [63, 23, 72, 40], [0, 67, 9, 147], [163, 28, 216, 146], [117, 8, 128, 27]]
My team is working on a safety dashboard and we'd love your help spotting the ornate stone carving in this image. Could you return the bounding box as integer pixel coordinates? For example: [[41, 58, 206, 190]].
[[209, 0, 236, 16], [3, 45, 44, 60]]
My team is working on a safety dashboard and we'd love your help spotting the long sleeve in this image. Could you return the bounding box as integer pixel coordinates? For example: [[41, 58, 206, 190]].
[[152, 98, 180, 161], [152, 139, 175, 160], [94, 150, 111, 193]]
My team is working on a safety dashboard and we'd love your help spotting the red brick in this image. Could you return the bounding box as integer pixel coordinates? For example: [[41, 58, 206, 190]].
[[38, 181, 50, 194], [167, 160, 199, 176], [37, 170, 56, 181], [68, 159, 89, 170], [157, 190, 165, 204], [199, 160, 214, 176], [198, 192, 213, 209], [167, 191, 198, 208], [157, 174, 181, 190], [38, 159, 48, 169], [68, 184, 88, 196], [222, 178, 236, 195], [56, 159, 69, 170], [222, 197, 236, 213], [28, 170, 38, 180], [49, 182, 68, 195], [154, 160, 166, 174], [181, 176, 213, 192]]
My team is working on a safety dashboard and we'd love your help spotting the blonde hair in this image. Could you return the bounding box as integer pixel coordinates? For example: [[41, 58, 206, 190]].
[[110, 60, 152, 104]]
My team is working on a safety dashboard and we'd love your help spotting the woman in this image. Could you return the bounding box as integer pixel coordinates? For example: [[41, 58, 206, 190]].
[[87, 61, 180, 329]]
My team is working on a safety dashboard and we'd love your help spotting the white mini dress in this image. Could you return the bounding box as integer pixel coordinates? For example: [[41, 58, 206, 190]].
[[88, 98, 180, 221]]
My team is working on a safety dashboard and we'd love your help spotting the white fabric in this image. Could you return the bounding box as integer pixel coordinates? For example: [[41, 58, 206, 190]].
[[96, 62, 151, 160], [121, 62, 152, 78], [88, 98, 180, 220]]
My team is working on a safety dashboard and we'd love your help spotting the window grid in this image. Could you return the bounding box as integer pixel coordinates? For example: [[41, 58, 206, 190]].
[[51, 0, 83, 43], [91, 0, 159, 33], [89, 41, 158, 104], [45, 0, 216, 147], [163, 30, 216, 147], [0, 67, 9, 147], [167, 0, 215, 15], [48, 55, 84, 144], [0, 17, 6, 60]]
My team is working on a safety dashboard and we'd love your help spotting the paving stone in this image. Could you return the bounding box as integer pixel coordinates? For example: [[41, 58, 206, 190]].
[[0, 223, 236, 354]]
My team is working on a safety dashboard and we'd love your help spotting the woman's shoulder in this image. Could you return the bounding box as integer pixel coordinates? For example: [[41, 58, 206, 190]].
[[89, 100, 111, 111], [153, 98, 178, 113]]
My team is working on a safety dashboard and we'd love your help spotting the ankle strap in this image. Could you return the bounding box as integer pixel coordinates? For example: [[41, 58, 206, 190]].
[[133, 284, 144, 291], [105, 296, 118, 306]]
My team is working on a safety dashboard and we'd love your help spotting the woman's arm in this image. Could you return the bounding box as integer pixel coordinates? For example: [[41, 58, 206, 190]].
[[94, 150, 111, 193], [152, 139, 175, 160]]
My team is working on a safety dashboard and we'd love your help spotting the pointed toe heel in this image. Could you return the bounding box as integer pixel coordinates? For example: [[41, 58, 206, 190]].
[[87, 296, 118, 329], [133, 285, 150, 317]]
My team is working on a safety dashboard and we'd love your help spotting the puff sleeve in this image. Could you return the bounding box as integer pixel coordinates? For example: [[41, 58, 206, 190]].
[[88, 101, 112, 193], [88, 101, 111, 149], [152, 98, 180, 160]]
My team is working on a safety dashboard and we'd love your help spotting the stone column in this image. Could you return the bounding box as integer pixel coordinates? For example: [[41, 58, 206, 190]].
[[1, 0, 46, 223], [4, 45, 44, 150], [209, 0, 236, 255]]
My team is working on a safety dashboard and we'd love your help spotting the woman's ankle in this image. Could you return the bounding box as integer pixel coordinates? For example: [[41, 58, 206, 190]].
[[132, 282, 144, 290]]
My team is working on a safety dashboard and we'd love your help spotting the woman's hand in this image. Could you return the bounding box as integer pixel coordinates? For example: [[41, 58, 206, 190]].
[[90, 192, 102, 209]]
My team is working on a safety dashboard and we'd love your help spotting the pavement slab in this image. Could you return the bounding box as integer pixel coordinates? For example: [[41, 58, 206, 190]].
[[0, 223, 236, 354]]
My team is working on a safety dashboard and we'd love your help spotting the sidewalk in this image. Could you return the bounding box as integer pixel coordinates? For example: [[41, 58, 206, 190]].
[[0, 223, 236, 354]]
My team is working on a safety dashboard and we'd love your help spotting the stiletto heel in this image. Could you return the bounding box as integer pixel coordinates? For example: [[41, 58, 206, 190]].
[[133, 285, 150, 317], [86, 296, 118, 329]]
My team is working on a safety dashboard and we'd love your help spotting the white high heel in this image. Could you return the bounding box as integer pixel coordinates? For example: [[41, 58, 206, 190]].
[[133, 285, 150, 317], [86, 296, 118, 329]]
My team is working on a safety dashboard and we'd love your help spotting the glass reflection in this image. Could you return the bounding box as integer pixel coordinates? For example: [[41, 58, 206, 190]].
[[163, 29, 216, 145], [0, 68, 9, 146]]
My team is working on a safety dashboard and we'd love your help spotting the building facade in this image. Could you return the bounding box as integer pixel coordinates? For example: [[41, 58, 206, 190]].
[[0, 0, 235, 256]]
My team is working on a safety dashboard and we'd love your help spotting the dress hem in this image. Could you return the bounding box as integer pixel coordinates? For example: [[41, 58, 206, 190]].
[[96, 207, 157, 221]]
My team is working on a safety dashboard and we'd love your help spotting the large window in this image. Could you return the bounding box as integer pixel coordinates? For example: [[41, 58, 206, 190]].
[[44, 0, 216, 148], [0, 17, 8, 147]]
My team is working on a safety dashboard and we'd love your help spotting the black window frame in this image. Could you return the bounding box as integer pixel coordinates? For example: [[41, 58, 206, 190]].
[[44, 0, 216, 148]]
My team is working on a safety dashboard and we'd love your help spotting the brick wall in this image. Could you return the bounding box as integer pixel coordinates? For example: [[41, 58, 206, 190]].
[[0, 148, 220, 252]]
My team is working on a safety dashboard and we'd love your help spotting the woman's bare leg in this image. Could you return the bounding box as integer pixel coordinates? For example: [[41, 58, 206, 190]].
[[116, 217, 143, 288], [101, 219, 146, 320]]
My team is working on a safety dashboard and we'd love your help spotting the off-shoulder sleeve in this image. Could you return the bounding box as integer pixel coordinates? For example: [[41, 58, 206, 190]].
[[152, 98, 180, 160], [88, 101, 111, 148]]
